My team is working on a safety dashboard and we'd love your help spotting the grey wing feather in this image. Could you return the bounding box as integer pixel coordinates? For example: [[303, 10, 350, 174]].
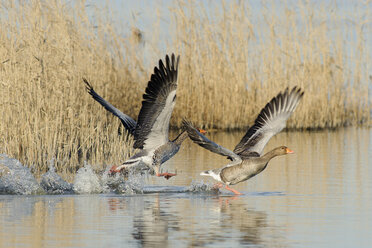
[[234, 86, 304, 158], [134, 54, 180, 150], [83, 78, 136, 135], [182, 120, 242, 164]]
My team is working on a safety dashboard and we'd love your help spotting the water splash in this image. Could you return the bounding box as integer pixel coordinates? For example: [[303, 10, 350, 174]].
[[187, 180, 220, 194], [101, 167, 145, 195], [0, 155, 220, 196], [72, 162, 145, 194], [73, 162, 102, 194], [40, 159, 73, 194], [0, 154, 44, 195]]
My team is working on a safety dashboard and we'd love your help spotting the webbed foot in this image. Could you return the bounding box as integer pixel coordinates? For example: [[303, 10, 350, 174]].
[[156, 172, 177, 180], [109, 165, 121, 175]]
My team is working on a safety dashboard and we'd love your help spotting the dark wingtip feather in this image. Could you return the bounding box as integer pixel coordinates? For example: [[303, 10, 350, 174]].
[[182, 119, 199, 137], [83, 78, 93, 92], [133, 54, 180, 149], [181, 119, 208, 147], [166, 54, 171, 73], [83, 78, 100, 100], [181, 118, 193, 129]]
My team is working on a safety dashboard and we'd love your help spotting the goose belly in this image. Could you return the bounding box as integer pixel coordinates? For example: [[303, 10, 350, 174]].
[[124, 150, 154, 168], [221, 162, 267, 185]]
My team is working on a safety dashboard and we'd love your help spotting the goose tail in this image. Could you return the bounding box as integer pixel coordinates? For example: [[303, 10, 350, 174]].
[[200, 169, 222, 182], [200, 170, 211, 176]]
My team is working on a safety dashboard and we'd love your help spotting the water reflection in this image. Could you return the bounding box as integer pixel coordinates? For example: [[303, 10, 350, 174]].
[[0, 128, 371, 247], [133, 196, 180, 247], [217, 197, 267, 246], [0, 194, 282, 247], [106, 194, 181, 247], [105, 193, 285, 247], [182, 196, 271, 247]]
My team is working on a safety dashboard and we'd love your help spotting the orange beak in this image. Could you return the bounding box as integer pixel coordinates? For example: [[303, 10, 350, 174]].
[[286, 148, 294, 154], [198, 128, 207, 134]]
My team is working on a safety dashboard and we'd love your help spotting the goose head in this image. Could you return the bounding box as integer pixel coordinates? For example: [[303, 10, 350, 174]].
[[274, 146, 294, 156]]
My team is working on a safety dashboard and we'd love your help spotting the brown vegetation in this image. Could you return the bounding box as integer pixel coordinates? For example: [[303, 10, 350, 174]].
[[0, 0, 370, 172]]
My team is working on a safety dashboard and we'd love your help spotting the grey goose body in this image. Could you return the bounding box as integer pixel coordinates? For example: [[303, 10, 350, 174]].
[[184, 87, 304, 194]]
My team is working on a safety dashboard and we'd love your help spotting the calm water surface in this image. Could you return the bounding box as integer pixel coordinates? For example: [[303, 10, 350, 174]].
[[0, 128, 371, 247]]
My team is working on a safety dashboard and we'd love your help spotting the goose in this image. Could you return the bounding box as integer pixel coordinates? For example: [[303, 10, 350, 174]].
[[183, 87, 304, 194], [84, 54, 203, 179]]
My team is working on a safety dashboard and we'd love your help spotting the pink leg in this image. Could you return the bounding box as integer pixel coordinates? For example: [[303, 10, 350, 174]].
[[213, 183, 224, 190], [109, 165, 122, 174], [225, 185, 242, 195]]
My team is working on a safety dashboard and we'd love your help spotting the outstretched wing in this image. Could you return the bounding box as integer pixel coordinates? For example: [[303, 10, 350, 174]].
[[83, 78, 136, 135], [182, 120, 242, 165], [134, 54, 180, 150], [234, 86, 304, 158]]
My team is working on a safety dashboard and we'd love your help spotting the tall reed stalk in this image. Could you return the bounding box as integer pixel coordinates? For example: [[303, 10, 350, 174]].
[[0, 0, 370, 172], [171, 1, 370, 129]]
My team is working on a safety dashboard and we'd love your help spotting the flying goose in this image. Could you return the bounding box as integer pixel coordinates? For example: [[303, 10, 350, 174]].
[[85, 54, 202, 179], [183, 87, 304, 194]]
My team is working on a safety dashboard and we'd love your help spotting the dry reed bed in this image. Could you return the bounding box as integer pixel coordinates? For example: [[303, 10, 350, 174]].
[[0, 0, 370, 172]]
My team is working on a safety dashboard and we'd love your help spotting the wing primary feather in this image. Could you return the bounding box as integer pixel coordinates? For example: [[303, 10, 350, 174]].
[[133, 54, 180, 150], [233, 86, 304, 157]]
